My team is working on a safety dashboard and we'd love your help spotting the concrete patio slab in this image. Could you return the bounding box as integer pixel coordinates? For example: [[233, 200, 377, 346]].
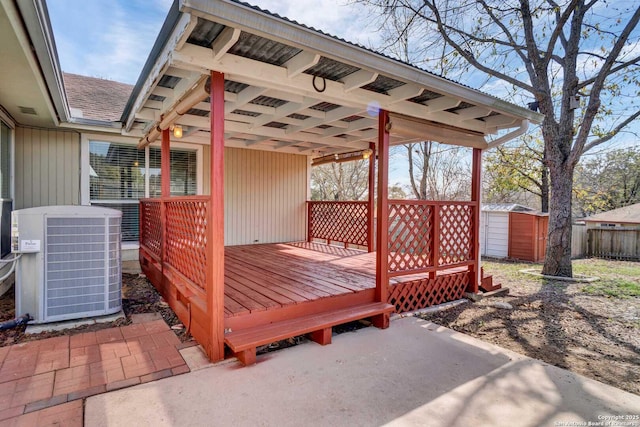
[[85, 317, 640, 427]]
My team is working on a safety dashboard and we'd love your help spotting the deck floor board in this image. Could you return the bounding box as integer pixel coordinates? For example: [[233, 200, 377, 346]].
[[224, 243, 375, 317], [227, 244, 373, 291]]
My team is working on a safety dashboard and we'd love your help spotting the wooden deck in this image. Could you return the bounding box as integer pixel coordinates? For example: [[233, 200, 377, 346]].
[[222, 241, 471, 331], [223, 242, 378, 330]]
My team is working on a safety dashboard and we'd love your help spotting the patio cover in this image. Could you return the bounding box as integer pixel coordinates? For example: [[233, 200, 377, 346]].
[[122, 0, 543, 155]]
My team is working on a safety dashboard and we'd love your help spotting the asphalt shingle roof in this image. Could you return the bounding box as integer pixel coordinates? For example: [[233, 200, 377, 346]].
[[63, 73, 133, 122], [583, 203, 640, 224]]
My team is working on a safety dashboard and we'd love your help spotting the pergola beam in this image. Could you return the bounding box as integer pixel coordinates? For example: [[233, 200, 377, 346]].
[[171, 44, 494, 133]]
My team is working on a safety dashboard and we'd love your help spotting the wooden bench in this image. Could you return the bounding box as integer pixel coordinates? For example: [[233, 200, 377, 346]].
[[224, 302, 395, 365]]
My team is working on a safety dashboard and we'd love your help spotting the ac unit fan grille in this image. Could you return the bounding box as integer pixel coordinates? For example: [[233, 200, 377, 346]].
[[45, 216, 121, 320]]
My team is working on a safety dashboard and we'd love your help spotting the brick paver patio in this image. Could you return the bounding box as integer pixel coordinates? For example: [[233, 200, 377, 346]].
[[0, 317, 190, 426]]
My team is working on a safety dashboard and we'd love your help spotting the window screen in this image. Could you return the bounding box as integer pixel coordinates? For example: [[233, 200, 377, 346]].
[[149, 147, 197, 197], [89, 141, 145, 242], [89, 141, 197, 242]]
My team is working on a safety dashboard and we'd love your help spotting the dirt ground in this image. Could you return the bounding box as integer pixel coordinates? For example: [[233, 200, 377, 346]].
[[0, 273, 193, 347], [420, 259, 640, 396]]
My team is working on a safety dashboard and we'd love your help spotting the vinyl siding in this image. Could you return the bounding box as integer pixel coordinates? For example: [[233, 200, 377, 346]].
[[15, 127, 80, 209], [224, 147, 307, 246]]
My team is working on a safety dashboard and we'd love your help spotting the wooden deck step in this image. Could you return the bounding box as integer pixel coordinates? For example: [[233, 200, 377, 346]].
[[224, 302, 395, 365], [480, 274, 502, 292]]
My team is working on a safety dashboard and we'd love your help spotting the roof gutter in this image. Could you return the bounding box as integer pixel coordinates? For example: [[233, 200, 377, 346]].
[[485, 120, 529, 150], [16, 0, 70, 124]]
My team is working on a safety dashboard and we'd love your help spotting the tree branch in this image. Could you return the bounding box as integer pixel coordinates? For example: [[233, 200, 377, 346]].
[[542, 0, 580, 69], [577, 55, 640, 89], [582, 109, 640, 154], [418, 1, 534, 92], [571, 5, 640, 164]]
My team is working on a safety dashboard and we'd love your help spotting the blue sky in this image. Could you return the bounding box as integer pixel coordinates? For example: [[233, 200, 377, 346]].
[[47, 0, 373, 85]]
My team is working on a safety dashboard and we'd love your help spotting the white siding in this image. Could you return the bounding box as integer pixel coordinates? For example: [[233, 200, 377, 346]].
[[224, 148, 307, 246], [15, 127, 80, 209], [481, 211, 509, 258]]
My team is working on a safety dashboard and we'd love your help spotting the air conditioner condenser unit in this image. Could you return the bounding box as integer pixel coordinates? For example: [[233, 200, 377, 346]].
[[12, 205, 122, 324]]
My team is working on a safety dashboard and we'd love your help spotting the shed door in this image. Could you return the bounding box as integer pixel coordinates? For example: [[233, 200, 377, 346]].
[[484, 212, 509, 258]]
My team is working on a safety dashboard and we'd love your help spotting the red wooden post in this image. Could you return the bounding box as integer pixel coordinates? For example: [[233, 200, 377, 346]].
[[160, 128, 170, 265], [206, 71, 226, 361], [375, 110, 390, 314], [468, 148, 482, 293], [367, 141, 375, 252], [161, 128, 171, 198]]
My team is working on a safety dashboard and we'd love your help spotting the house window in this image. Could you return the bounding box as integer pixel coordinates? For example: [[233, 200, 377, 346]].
[[89, 141, 198, 242], [148, 147, 197, 197]]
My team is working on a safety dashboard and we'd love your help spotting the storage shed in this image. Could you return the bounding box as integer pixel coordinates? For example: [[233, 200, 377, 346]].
[[480, 204, 548, 262], [480, 204, 534, 258]]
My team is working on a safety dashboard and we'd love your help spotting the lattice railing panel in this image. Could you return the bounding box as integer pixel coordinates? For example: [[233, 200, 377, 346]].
[[388, 271, 469, 313], [308, 201, 369, 247], [388, 203, 434, 272], [165, 199, 208, 291], [439, 204, 474, 266], [140, 200, 161, 260]]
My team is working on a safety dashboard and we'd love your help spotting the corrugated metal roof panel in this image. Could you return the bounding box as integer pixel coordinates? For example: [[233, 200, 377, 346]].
[[304, 57, 360, 81], [341, 115, 364, 123], [225, 80, 249, 94], [409, 90, 444, 104], [185, 108, 209, 117], [229, 32, 301, 66], [482, 204, 535, 212], [187, 18, 226, 47], [361, 75, 406, 94], [250, 95, 288, 108], [157, 75, 181, 89], [288, 113, 310, 120], [264, 121, 288, 128], [310, 101, 341, 112], [233, 109, 261, 117]]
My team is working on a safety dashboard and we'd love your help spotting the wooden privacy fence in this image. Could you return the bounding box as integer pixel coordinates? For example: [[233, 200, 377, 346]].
[[307, 201, 370, 248], [587, 228, 640, 260], [139, 196, 212, 349], [386, 201, 474, 313], [571, 223, 587, 258]]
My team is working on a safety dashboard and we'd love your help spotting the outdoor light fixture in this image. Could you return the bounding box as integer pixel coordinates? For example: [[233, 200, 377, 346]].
[[172, 124, 183, 138], [362, 149, 373, 160]]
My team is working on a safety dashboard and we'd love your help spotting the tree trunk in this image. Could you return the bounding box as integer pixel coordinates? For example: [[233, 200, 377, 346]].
[[542, 162, 574, 277], [541, 165, 549, 213]]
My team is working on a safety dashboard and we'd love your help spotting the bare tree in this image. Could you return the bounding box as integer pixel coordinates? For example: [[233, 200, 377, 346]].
[[402, 142, 471, 200], [356, 0, 640, 276], [310, 160, 370, 200]]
